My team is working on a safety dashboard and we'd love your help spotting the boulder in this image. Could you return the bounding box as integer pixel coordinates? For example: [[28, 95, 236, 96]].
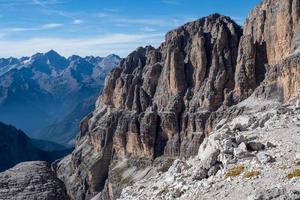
[[247, 141, 265, 151], [256, 152, 275, 164], [198, 137, 221, 169], [0, 161, 69, 200]]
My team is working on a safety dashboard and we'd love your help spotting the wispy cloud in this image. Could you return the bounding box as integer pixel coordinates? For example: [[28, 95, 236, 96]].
[[102, 8, 119, 13], [4, 23, 64, 32], [96, 13, 171, 27], [97, 12, 111, 18], [73, 19, 84, 25], [34, 0, 63, 4], [32, 0, 44, 6], [95, 10, 197, 28], [116, 18, 168, 26], [42, 23, 63, 29], [0, 33, 164, 57], [0, 0, 64, 6], [141, 27, 157, 32]]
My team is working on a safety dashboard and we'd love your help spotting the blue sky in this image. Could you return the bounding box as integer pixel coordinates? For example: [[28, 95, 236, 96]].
[[0, 0, 261, 58]]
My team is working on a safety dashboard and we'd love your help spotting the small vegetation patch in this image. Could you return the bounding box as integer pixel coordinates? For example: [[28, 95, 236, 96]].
[[225, 165, 245, 178], [296, 160, 300, 166], [244, 170, 260, 178], [288, 169, 300, 179]]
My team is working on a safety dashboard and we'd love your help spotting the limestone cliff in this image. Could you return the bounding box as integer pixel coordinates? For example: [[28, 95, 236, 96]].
[[56, 0, 300, 199], [56, 14, 243, 200], [234, 0, 300, 99]]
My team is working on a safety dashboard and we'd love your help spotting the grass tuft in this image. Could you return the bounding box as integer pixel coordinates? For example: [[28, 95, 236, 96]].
[[244, 170, 260, 178], [288, 169, 300, 179], [225, 165, 245, 178]]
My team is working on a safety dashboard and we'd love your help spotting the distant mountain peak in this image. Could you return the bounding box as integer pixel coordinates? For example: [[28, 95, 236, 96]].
[[106, 54, 121, 59], [68, 55, 84, 62], [0, 51, 121, 76], [45, 49, 61, 57], [0, 51, 121, 144]]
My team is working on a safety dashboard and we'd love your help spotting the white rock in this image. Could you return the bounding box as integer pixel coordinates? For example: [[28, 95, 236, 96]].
[[234, 142, 250, 158], [198, 137, 221, 169], [296, 99, 300, 108], [235, 134, 246, 145], [256, 152, 275, 163], [230, 116, 253, 131], [296, 153, 300, 160]]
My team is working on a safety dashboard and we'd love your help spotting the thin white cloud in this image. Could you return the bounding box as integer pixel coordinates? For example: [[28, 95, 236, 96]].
[[97, 12, 110, 18], [0, 33, 164, 57], [114, 23, 130, 28], [102, 8, 119, 13], [4, 23, 63, 32], [32, 0, 43, 6], [42, 23, 63, 29], [141, 27, 157, 32], [5, 27, 36, 32], [96, 14, 170, 26], [0, 0, 64, 6], [73, 19, 84, 25], [96, 11, 196, 27], [117, 18, 168, 26]]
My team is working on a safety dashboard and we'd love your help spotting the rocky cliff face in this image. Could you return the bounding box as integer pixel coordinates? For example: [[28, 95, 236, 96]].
[[234, 0, 300, 100], [56, 14, 244, 200], [56, 1, 300, 199]]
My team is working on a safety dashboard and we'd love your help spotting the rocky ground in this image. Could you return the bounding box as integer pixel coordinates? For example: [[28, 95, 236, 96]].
[[119, 97, 300, 200], [0, 161, 69, 200]]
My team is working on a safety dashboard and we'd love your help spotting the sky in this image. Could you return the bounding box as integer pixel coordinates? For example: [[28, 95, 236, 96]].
[[0, 0, 261, 58]]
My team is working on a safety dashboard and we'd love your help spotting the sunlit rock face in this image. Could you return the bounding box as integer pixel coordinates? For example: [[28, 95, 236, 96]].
[[235, 0, 300, 99], [56, 0, 300, 199], [56, 14, 243, 200]]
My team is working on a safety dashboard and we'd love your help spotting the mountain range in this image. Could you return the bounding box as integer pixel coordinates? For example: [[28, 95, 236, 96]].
[[0, 50, 121, 146]]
